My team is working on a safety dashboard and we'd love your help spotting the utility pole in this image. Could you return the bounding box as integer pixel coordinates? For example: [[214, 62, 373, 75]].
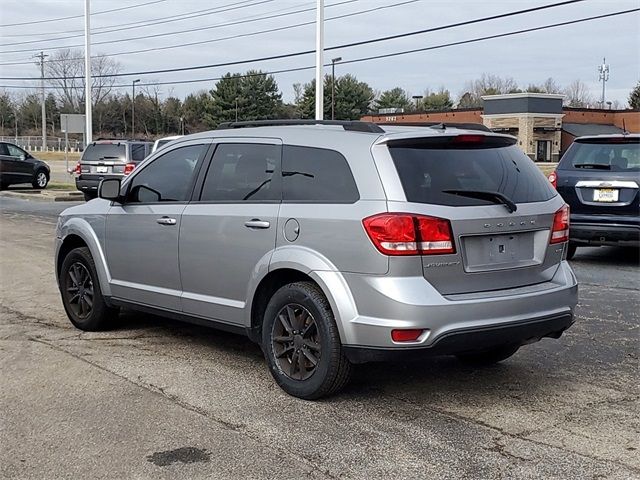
[[34, 51, 48, 151], [598, 57, 609, 108], [132, 79, 140, 136], [84, 0, 92, 146], [315, 0, 324, 120], [331, 57, 342, 120]]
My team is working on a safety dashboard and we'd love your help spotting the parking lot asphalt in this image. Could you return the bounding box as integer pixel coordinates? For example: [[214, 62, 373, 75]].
[[1, 197, 638, 479]]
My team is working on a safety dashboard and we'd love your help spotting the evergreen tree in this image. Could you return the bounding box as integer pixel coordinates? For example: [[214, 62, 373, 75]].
[[374, 87, 412, 112], [629, 81, 640, 109], [298, 74, 374, 120]]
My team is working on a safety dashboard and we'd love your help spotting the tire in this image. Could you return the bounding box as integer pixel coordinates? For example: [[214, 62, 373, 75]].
[[32, 169, 48, 189], [60, 246, 118, 331], [83, 192, 97, 202], [456, 344, 520, 366], [262, 281, 352, 400], [566, 242, 578, 260]]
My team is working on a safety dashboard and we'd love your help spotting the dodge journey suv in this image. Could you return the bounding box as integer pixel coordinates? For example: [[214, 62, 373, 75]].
[[55, 120, 578, 399]]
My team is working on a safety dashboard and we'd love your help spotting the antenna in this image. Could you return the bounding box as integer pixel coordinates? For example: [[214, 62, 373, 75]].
[[598, 57, 610, 108]]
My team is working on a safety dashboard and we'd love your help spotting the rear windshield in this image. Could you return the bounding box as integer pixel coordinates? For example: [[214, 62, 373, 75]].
[[389, 144, 556, 206], [559, 140, 640, 171], [82, 143, 126, 162]]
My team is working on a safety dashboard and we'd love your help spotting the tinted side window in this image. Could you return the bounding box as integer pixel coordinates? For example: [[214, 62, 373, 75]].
[[127, 144, 205, 203], [6, 144, 24, 157], [200, 143, 280, 202], [0, 143, 8, 155], [282, 145, 359, 203], [131, 144, 146, 161]]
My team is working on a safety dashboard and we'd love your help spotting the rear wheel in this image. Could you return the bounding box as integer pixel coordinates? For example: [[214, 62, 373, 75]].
[[262, 281, 352, 399], [32, 169, 48, 189], [456, 344, 520, 366], [60, 247, 118, 331], [566, 242, 578, 260]]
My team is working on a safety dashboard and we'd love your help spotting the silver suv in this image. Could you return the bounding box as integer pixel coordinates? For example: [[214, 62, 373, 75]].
[[55, 120, 578, 399]]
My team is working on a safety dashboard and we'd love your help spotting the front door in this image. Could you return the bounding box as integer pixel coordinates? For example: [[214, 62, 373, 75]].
[[536, 140, 550, 162], [105, 142, 209, 311], [180, 140, 282, 325]]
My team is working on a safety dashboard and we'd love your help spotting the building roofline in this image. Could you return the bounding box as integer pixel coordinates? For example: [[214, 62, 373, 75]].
[[481, 93, 566, 101]]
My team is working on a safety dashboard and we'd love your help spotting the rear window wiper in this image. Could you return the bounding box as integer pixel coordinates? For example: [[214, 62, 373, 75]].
[[442, 189, 518, 213], [573, 163, 611, 170]]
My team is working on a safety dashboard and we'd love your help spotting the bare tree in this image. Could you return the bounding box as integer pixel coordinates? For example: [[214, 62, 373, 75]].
[[458, 73, 521, 107], [44, 48, 121, 111], [564, 79, 593, 107]]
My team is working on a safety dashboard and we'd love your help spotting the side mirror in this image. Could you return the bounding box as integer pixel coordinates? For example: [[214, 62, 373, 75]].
[[98, 178, 122, 201]]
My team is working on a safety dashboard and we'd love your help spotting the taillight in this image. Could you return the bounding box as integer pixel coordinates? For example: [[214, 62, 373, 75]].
[[124, 163, 136, 175], [391, 329, 424, 342], [550, 205, 570, 244], [363, 213, 455, 256], [548, 171, 557, 189], [454, 134, 485, 144], [73, 162, 81, 174]]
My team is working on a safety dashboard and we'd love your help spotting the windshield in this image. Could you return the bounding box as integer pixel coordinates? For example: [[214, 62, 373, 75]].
[[559, 140, 640, 171], [82, 144, 126, 162], [389, 144, 556, 206]]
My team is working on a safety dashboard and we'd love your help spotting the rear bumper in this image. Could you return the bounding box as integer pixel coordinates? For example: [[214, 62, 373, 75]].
[[570, 219, 639, 246], [344, 312, 574, 363], [325, 260, 578, 355], [76, 174, 123, 193]]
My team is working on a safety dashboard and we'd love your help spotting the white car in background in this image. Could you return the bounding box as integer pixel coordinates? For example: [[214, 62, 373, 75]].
[[152, 135, 183, 153]]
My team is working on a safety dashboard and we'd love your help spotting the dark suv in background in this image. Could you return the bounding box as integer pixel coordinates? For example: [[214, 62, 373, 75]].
[[0, 141, 50, 190], [550, 134, 639, 259], [74, 139, 153, 201]]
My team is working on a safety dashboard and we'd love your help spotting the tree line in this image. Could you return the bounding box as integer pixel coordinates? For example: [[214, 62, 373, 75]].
[[0, 49, 637, 139]]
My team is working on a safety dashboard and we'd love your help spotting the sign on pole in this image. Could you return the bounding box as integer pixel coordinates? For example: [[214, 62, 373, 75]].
[[60, 114, 86, 172]]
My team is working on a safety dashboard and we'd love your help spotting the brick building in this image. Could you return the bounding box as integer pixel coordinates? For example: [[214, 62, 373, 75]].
[[363, 92, 639, 162]]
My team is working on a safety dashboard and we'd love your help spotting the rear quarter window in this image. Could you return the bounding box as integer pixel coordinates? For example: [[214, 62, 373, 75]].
[[389, 143, 556, 206], [282, 145, 359, 203]]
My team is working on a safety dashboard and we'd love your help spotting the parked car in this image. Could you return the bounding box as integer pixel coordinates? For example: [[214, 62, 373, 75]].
[[550, 134, 639, 259], [152, 135, 183, 153], [74, 139, 153, 201], [0, 141, 50, 190], [55, 120, 578, 399]]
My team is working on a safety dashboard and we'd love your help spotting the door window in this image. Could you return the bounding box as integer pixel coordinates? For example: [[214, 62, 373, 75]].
[[6, 144, 25, 158], [282, 145, 359, 203], [200, 143, 280, 202], [126, 144, 206, 203], [0, 144, 9, 156]]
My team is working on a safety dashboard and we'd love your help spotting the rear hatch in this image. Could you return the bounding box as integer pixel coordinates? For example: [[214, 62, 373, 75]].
[[384, 134, 564, 295], [80, 142, 127, 175], [556, 136, 639, 220]]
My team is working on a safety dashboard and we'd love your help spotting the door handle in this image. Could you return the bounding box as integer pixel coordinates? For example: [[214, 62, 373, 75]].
[[244, 219, 270, 229], [156, 217, 177, 226]]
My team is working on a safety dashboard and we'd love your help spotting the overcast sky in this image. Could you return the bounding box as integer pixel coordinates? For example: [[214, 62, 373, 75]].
[[0, 0, 638, 105]]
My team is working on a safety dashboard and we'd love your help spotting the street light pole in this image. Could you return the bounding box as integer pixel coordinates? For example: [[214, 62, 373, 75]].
[[315, 0, 324, 120], [84, 0, 92, 145], [412, 95, 422, 111], [132, 79, 140, 136], [331, 57, 342, 120]]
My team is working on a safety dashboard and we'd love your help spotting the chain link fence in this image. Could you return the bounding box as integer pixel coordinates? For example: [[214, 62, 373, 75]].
[[0, 136, 83, 152]]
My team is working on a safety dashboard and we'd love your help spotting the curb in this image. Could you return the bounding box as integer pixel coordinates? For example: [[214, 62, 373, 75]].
[[0, 190, 83, 203]]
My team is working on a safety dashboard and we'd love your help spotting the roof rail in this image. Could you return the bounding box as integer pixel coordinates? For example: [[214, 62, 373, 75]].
[[93, 137, 151, 142], [383, 122, 491, 132], [217, 119, 385, 133]]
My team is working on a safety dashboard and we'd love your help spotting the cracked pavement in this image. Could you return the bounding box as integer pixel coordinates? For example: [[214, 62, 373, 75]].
[[1, 197, 638, 479]]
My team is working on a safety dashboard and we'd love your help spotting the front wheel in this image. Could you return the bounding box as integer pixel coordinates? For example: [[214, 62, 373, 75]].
[[456, 344, 520, 366], [32, 170, 48, 189], [60, 246, 118, 331], [262, 281, 352, 400]]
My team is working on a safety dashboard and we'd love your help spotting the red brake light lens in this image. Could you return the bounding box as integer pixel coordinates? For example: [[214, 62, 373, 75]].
[[124, 163, 136, 175], [363, 213, 455, 256], [454, 134, 485, 144], [550, 205, 570, 244], [391, 329, 424, 342], [73, 162, 81, 174], [548, 171, 557, 189]]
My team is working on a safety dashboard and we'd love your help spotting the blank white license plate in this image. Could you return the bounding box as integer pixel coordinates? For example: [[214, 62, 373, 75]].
[[96, 166, 109, 173], [593, 188, 618, 202]]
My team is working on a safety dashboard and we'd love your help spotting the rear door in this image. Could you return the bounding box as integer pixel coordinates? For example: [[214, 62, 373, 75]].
[[179, 139, 282, 324], [381, 134, 563, 295], [556, 137, 640, 220]]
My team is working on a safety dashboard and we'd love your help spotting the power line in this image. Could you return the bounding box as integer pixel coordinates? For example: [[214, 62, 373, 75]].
[[0, 0, 593, 80], [0, 0, 276, 47], [0, 0, 355, 54], [0, 0, 357, 63], [1, 7, 635, 91], [0, 0, 169, 28], [0, 0, 266, 38]]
